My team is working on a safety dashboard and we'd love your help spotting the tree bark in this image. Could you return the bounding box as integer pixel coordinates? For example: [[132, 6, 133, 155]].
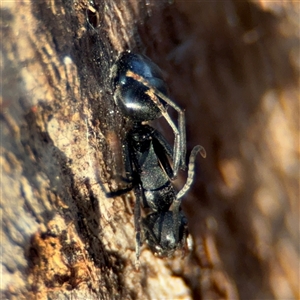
[[1, 0, 299, 299]]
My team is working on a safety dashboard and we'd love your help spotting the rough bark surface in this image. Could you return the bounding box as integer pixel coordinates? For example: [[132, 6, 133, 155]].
[[1, 0, 299, 299]]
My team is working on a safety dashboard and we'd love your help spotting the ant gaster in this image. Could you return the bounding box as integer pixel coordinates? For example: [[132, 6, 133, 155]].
[[109, 52, 206, 266]]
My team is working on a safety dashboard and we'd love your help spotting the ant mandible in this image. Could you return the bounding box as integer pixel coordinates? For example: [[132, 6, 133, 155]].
[[109, 52, 206, 266]]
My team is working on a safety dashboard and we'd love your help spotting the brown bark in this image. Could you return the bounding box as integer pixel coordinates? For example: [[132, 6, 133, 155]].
[[1, 0, 299, 299]]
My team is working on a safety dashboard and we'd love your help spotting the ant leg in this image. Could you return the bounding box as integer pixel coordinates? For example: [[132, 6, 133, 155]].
[[123, 135, 143, 267], [126, 70, 185, 177], [151, 127, 173, 158], [123, 132, 135, 182], [86, 0, 100, 29], [145, 89, 181, 176], [134, 184, 143, 269], [106, 186, 133, 198], [126, 136, 149, 268], [150, 93, 186, 171], [151, 128, 174, 179], [173, 145, 206, 243]]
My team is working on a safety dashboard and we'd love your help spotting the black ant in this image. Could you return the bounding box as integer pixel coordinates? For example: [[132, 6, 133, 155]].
[[109, 52, 206, 266]]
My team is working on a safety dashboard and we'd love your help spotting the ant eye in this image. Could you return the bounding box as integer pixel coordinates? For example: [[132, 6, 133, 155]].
[[119, 78, 126, 85]]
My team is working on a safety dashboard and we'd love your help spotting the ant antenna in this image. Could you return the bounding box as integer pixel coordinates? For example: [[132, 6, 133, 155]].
[[177, 145, 206, 200]]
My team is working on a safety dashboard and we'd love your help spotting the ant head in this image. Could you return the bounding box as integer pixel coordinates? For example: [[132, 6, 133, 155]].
[[143, 211, 188, 257]]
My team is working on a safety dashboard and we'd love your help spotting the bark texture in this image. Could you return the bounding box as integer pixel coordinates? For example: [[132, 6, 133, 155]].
[[1, 0, 299, 299]]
